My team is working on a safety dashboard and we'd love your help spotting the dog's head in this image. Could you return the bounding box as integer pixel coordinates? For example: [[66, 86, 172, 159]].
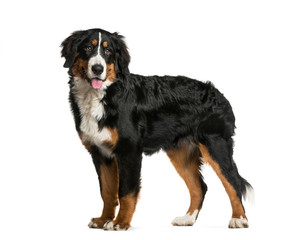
[[61, 29, 130, 89]]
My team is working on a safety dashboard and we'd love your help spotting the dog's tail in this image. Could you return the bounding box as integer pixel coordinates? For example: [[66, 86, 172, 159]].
[[241, 178, 255, 204]]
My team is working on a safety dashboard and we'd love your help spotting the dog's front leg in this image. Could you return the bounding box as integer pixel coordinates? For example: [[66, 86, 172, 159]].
[[104, 142, 142, 230], [88, 158, 119, 228]]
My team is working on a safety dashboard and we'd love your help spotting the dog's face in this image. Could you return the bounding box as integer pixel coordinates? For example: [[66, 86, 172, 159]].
[[61, 29, 130, 89]]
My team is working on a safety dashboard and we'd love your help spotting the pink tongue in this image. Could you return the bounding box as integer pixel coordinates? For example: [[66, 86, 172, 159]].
[[91, 79, 103, 89]]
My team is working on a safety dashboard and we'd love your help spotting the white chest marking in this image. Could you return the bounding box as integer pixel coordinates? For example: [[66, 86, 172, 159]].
[[72, 77, 112, 156]]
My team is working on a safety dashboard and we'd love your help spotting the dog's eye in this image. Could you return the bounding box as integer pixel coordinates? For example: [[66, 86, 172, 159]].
[[105, 49, 111, 56], [85, 46, 93, 52]]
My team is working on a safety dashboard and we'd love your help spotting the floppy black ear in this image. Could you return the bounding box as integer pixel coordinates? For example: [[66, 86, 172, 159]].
[[60, 30, 86, 68], [111, 32, 131, 79]]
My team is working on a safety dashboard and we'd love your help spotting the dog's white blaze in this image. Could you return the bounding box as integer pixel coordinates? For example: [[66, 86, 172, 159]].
[[73, 76, 112, 157], [171, 210, 199, 226], [88, 32, 107, 80]]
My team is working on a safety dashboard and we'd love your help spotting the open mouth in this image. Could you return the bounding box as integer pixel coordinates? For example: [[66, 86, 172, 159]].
[[81, 67, 105, 90], [91, 78, 103, 89]]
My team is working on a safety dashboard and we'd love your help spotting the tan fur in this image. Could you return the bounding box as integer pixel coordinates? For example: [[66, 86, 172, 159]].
[[199, 144, 247, 219], [92, 39, 98, 46], [91, 160, 119, 228], [166, 142, 203, 215], [72, 58, 88, 80], [113, 193, 138, 230], [103, 41, 108, 48], [106, 63, 117, 82], [102, 128, 119, 149]]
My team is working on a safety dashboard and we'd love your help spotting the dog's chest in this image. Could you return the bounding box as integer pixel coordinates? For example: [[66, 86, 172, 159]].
[[73, 78, 111, 155]]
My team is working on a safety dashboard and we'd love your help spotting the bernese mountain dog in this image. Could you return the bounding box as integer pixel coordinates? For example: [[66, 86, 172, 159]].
[[61, 28, 253, 230]]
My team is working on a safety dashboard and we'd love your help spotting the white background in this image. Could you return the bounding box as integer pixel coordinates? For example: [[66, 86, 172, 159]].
[[1, 0, 294, 239]]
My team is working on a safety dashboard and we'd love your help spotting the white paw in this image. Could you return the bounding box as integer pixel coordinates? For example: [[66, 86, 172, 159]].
[[113, 224, 121, 231], [103, 220, 114, 230], [88, 220, 98, 228], [103, 221, 124, 230], [229, 216, 249, 228], [172, 210, 199, 226]]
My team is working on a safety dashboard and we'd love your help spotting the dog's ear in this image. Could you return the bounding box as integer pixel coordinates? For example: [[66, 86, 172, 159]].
[[111, 32, 131, 79], [60, 30, 86, 68]]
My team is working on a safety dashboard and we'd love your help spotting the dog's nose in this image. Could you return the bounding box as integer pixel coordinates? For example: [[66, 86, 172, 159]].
[[91, 64, 104, 75]]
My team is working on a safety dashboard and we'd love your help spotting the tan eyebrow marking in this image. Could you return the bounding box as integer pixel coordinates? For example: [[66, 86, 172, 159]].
[[92, 39, 98, 46], [103, 41, 108, 48]]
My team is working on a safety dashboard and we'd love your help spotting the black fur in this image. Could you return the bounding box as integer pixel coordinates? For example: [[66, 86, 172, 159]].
[[61, 28, 252, 228], [61, 30, 87, 68], [102, 74, 234, 153], [101, 73, 251, 198]]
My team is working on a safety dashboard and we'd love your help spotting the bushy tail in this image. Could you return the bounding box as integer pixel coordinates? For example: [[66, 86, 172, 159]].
[[241, 179, 255, 204]]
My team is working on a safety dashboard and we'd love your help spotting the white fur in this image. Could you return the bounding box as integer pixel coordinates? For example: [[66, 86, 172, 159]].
[[103, 221, 123, 230], [72, 76, 113, 157], [171, 210, 199, 226], [103, 220, 114, 230], [243, 185, 255, 205], [87, 32, 107, 80], [88, 220, 97, 228], [229, 216, 249, 228]]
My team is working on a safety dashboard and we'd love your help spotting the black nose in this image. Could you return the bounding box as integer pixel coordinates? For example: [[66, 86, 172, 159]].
[[91, 64, 104, 75]]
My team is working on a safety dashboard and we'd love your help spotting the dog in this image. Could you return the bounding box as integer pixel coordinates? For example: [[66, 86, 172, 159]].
[[61, 28, 253, 230]]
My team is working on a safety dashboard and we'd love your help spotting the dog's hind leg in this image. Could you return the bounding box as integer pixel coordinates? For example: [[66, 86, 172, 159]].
[[199, 137, 253, 228], [166, 142, 207, 226]]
